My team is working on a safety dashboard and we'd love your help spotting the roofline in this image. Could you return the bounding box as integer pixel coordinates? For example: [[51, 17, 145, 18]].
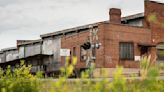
[[40, 22, 100, 38], [146, 0, 164, 5], [1, 47, 17, 52], [0, 41, 43, 51], [121, 13, 144, 21], [40, 13, 144, 38], [17, 39, 42, 46]]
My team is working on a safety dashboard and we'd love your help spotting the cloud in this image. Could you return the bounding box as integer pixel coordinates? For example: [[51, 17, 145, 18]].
[[2, 0, 164, 49]]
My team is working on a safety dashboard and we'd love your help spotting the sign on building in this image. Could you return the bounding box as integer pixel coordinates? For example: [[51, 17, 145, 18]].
[[135, 56, 141, 61], [60, 49, 70, 56]]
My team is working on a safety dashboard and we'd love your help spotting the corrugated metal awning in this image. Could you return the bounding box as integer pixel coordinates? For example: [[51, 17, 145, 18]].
[[138, 43, 156, 47]]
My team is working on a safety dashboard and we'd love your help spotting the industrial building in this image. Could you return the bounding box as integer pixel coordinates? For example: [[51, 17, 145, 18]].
[[0, 0, 164, 77]]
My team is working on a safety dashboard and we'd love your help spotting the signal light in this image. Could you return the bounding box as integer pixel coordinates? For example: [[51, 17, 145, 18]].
[[81, 42, 91, 50]]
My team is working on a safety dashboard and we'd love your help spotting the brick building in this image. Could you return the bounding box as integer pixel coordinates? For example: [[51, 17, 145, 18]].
[[0, 0, 164, 76]]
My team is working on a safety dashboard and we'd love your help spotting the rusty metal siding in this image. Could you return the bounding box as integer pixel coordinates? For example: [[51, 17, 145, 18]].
[[0, 53, 5, 63], [53, 38, 61, 62], [42, 37, 61, 71], [27, 59, 38, 66], [31, 66, 44, 73], [127, 19, 143, 27], [42, 56, 52, 65], [25, 43, 42, 57], [42, 56, 59, 72], [5, 50, 19, 62], [27, 59, 44, 73], [18, 46, 25, 59], [46, 62, 60, 72], [42, 38, 54, 55]]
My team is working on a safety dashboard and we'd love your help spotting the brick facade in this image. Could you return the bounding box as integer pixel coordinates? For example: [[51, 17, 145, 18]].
[[61, 1, 164, 69], [0, 0, 164, 76]]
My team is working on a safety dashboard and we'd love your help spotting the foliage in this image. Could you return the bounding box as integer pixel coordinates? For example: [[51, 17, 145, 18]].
[[0, 57, 164, 92], [148, 13, 164, 28], [0, 60, 42, 92], [47, 56, 164, 92]]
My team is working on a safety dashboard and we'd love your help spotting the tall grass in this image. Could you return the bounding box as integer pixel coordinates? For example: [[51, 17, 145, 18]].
[[0, 56, 163, 92], [48, 56, 164, 92]]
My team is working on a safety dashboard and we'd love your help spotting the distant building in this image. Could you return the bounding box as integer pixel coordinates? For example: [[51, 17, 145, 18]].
[[0, 0, 164, 77]]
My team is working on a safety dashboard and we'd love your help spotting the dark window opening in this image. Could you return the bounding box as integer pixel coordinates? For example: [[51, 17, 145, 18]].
[[141, 46, 148, 55], [73, 47, 76, 56]]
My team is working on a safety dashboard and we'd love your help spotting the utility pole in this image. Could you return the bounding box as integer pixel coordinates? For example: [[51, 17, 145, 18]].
[[81, 25, 101, 78]]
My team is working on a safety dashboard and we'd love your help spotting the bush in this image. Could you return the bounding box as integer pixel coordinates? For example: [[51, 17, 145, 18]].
[[47, 56, 164, 92], [0, 60, 42, 92], [0, 56, 164, 92]]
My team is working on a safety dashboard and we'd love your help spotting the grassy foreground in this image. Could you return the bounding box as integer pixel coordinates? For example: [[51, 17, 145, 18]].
[[0, 56, 164, 92]]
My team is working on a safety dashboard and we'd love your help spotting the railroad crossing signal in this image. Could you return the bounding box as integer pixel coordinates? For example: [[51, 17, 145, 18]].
[[81, 42, 91, 50]]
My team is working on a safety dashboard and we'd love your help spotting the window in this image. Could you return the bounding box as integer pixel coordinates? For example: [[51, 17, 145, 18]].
[[157, 43, 164, 61], [73, 47, 76, 56], [157, 50, 164, 60], [119, 42, 134, 60]]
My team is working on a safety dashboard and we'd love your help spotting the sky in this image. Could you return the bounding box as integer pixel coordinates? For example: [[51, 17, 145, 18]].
[[0, 0, 164, 50]]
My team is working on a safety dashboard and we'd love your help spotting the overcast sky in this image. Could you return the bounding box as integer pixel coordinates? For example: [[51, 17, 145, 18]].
[[0, 0, 164, 50]]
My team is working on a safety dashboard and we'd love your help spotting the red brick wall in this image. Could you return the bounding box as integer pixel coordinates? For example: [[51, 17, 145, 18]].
[[99, 23, 151, 68], [61, 31, 90, 69], [144, 1, 164, 44], [143, 1, 164, 63], [61, 23, 152, 69], [60, 1, 164, 69], [61, 28, 105, 69]]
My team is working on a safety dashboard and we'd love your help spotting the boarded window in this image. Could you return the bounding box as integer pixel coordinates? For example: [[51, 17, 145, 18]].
[[73, 47, 76, 56], [119, 42, 134, 60]]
